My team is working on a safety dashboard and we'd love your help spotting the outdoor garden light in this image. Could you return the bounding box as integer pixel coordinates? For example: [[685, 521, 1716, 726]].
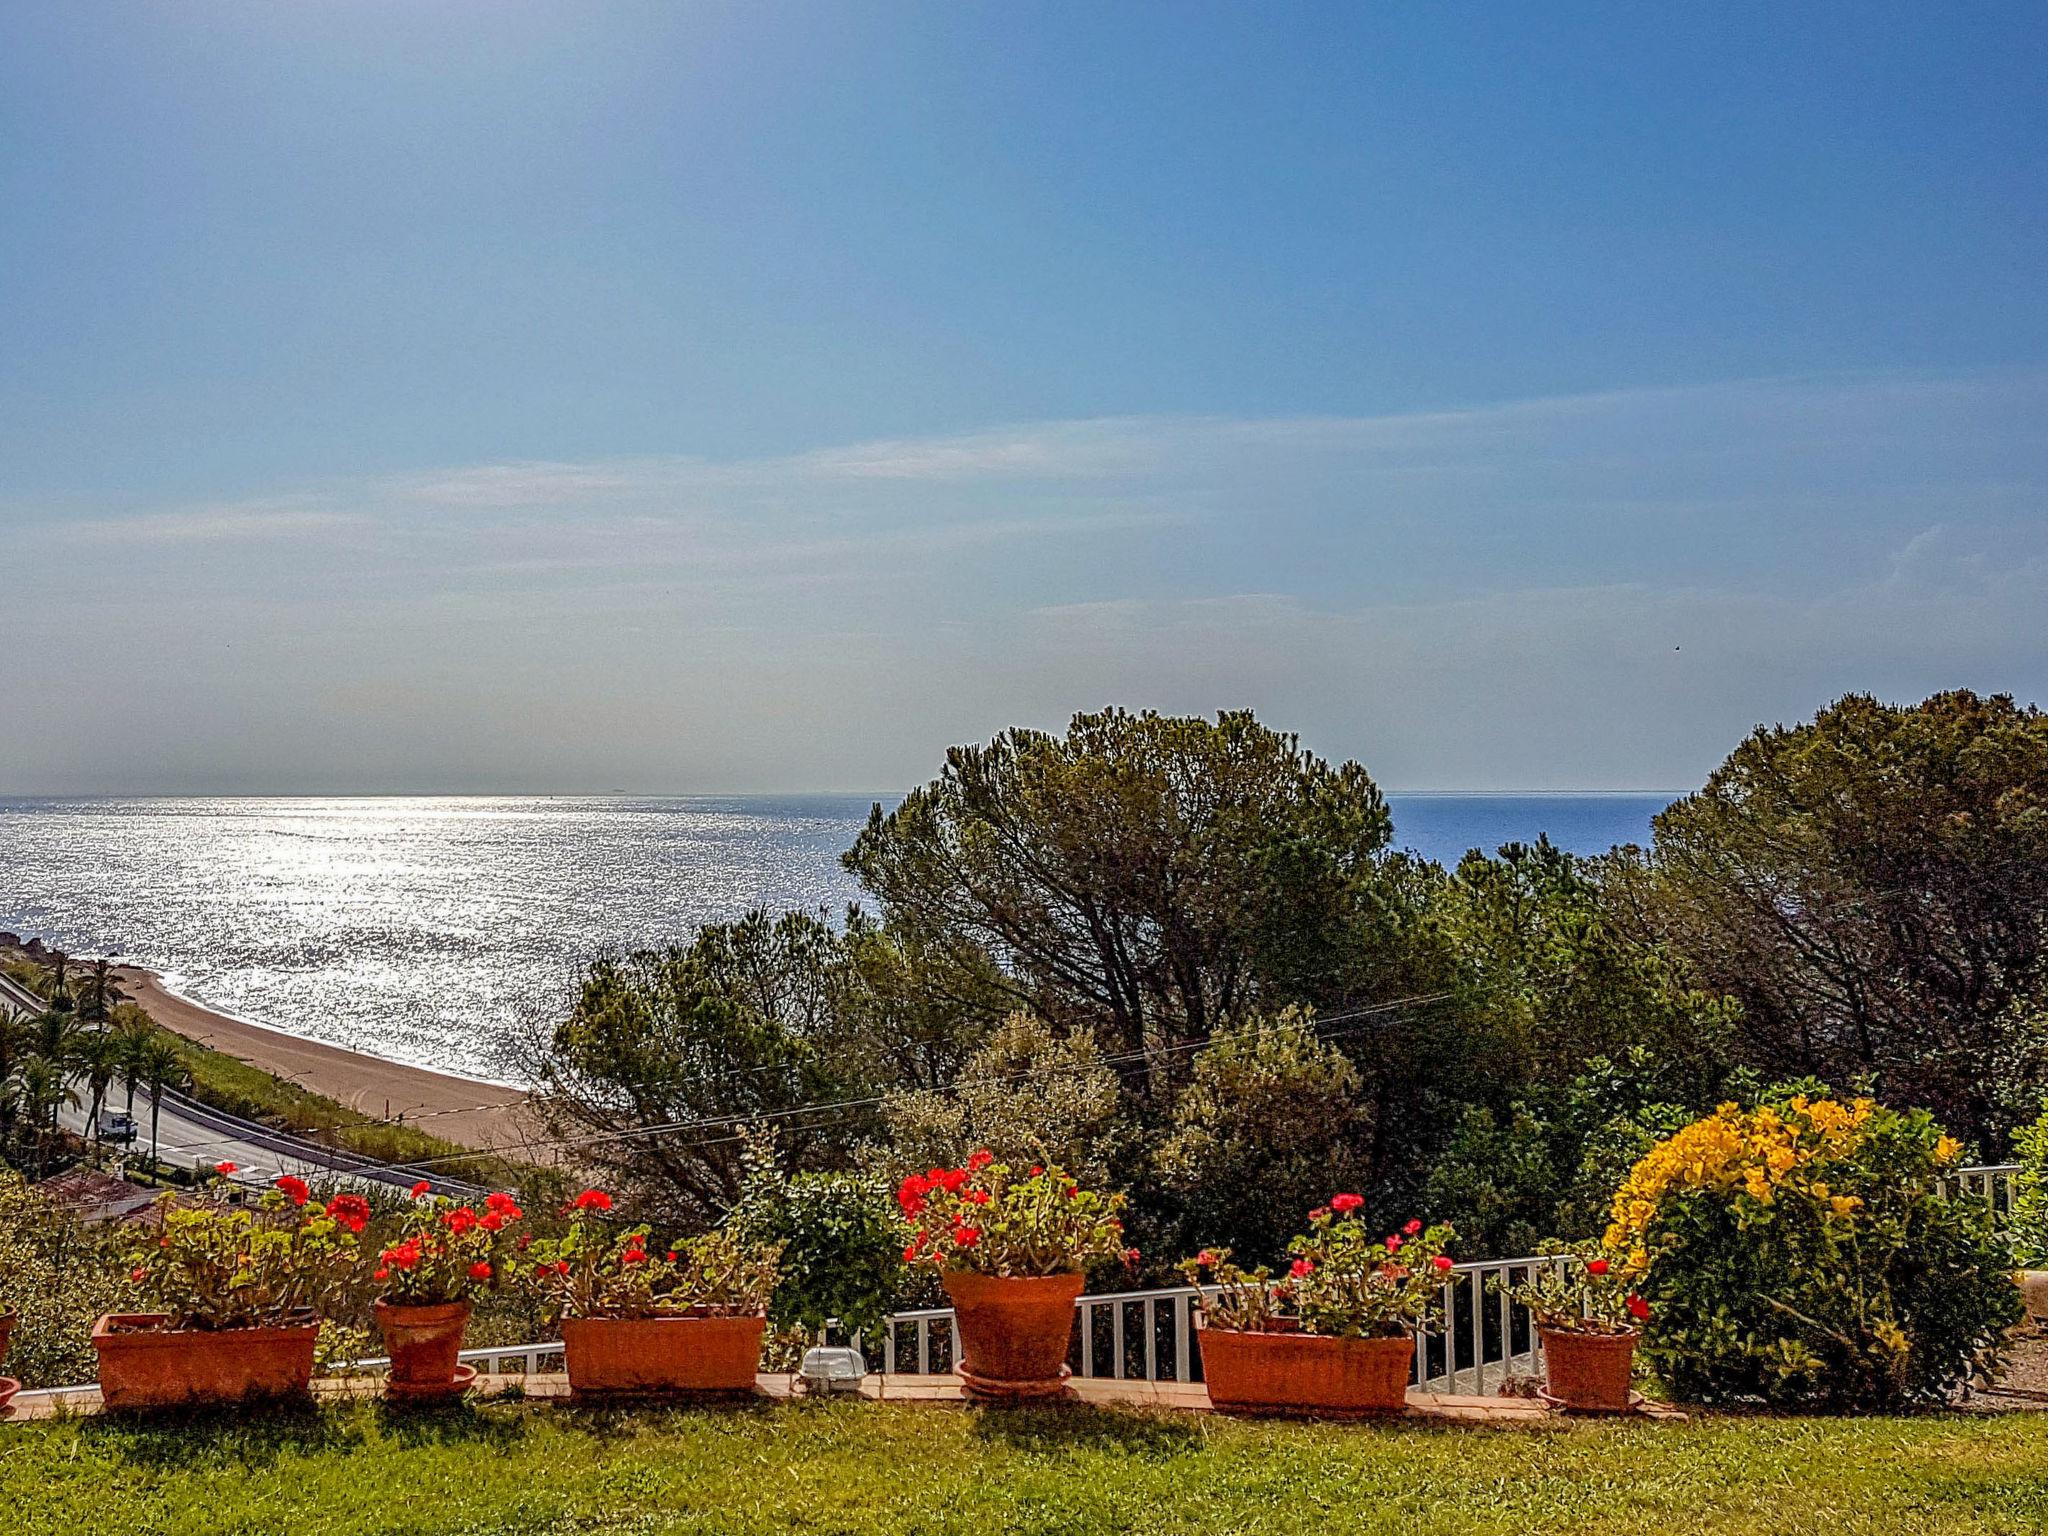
[[798, 1345, 866, 1394]]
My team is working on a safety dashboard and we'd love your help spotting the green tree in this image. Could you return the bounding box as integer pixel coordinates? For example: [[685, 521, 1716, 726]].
[[1152, 1007, 1371, 1263], [520, 910, 855, 1225], [846, 709, 1406, 1101], [1627, 690, 2048, 1147], [75, 1028, 127, 1145]]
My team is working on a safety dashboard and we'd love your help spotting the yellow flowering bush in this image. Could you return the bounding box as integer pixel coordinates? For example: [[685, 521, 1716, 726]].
[[1604, 1092, 2017, 1408]]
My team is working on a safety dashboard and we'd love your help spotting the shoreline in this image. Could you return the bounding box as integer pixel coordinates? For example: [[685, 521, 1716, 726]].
[[112, 965, 530, 1152]]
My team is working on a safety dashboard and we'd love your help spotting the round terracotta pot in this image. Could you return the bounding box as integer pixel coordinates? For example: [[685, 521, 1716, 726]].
[[1537, 1326, 1639, 1413], [376, 1298, 473, 1400], [91, 1312, 319, 1413], [560, 1313, 766, 1401], [943, 1270, 1084, 1401], [2018, 1271, 2048, 1327], [1198, 1323, 1415, 1417]]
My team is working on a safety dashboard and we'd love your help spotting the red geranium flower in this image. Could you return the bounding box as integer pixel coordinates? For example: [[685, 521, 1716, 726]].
[[374, 1266, 389, 1283], [1029, 1164, 1043, 1176], [897, 1173, 930, 1218], [486, 1191, 522, 1218], [1586, 1258, 1610, 1277], [1123, 1247, 1141, 1266], [215, 1161, 238, 1177], [444, 1206, 479, 1235], [410, 1180, 431, 1198], [130, 1265, 148, 1283], [468, 1261, 492, 1281], [1195, 1249, 1218, 1267], [1627, 1294, 1651, 1322], [1330, 1193, 1364, 1214], [621, 1247, 647, 1265], [326, 1193, 371, 1233], [952, 1224, 982, 1249], [1403, 1219, 1423, 1236], [1290, 1258, 1315, 1279], [1384, 1234, 1403, 1252], [274, 1175, 310, 1207], [966, 1149, 994, 1172], [572, 1188, 612, 1212], [1308, 1206, 1330, 1223], [1432, 1254, 1454, 1272], [964, 1188, 990, 1205], [480, 1211, 504, 1232]]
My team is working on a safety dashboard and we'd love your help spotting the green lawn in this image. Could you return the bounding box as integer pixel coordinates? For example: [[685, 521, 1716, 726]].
[[4, 1398, 2045, 1535]]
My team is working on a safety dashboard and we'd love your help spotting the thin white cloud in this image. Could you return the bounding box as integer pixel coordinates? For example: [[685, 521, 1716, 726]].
[[62, 504, 362, 545]]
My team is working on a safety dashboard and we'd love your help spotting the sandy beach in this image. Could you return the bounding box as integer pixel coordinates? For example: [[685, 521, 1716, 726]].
[[113, 966, 530, 1152]]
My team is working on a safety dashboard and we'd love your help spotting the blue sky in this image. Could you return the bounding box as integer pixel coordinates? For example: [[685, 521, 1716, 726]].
[[2, 3, 2044, 792]]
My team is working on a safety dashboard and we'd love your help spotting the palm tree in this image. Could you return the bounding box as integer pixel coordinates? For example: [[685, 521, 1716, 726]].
[[48, 951, 72, 1011], [132, 1034, 190, 1168], [32, 1007, 84, 1074], [76, 1028, 127, 1145], [112, 1004, 155, 1118], [81, 958, 120, 1022], [0, 1005, 29, 1159], [18, 1056, 78, 1176]]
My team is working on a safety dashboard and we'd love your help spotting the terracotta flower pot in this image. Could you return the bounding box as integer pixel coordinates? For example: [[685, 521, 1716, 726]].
[[560, 1313, 766, 1400], [376, 1298, 474, 1400], [91, 1312, 318, 1413], [943, 1270, 1084, 1402], [1537, 1326, 1639, 1413], [1198, 1323, 1415, 1417]]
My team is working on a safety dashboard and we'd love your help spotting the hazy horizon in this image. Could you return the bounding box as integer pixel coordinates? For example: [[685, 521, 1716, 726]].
[[3, 7, 2043, 796]]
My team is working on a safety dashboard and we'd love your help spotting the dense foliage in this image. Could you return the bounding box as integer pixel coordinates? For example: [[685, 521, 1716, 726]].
[[1607, 1094, 2020, 1408], [127, 1176, 364, 1331], [2011, 1098, 2048, 1267], [1185, 1199, 1456, 1339], [732, 1153, 906, 1342], [0, 1169, 135, 1388], [1622, 690, 2048, 1149]]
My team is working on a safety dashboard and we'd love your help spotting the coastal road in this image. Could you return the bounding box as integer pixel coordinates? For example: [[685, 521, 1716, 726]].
[[5, 967, 487, 1197]]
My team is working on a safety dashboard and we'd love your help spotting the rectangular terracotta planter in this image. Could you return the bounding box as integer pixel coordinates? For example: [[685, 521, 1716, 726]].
[[561, 1313, 766, 1400], [1197, 1322, 1415, 1417], [92, 1312, 318, 1412]]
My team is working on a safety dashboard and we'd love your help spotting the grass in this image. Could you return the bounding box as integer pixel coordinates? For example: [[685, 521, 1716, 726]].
[[4, 1398, 2046, 1535]]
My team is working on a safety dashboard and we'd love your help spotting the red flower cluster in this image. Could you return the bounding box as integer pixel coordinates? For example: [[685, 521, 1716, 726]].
[[215, 1161, 238, 1177], [572, 1188, 612, 1212], [410, 1180, 431, 1198], [1626, 1293, 1652, 1322], [1330, 1192, 1364, 1214], [325, 1194, 372, 1234], [897, 1165, 971, 1218], [274, 1175, 310, 1207]]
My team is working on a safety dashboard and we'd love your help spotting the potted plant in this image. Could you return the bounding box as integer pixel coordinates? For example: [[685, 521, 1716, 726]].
[[528, 1189, 781, 1400], [1493, 1245, 1650, 1413], [372, 1182, 524, 1399], [1182, 1196, 1456, 1417], [898, 1152, 1133, 1401], [98, 1168, 362, 1411]]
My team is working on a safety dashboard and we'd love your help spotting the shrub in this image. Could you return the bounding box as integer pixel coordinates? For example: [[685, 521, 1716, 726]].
[[1182, 1198, 1456, 1339], [524, 1189, 780, 1320], [1153, 1008, 1370, 1263], [879, 1014, 1125, 1189], [371, 1186, 525, 1305], [1606, 1094, 2020, 1408], [125, 1172, 364, 1330], [2011, 1099, 2048, 1267], [0, 1169, 135, 1388], [897, 1153, 1131, 1278], [1492, 1243, 1648, 1336], [732, 1157, 905, 1343]]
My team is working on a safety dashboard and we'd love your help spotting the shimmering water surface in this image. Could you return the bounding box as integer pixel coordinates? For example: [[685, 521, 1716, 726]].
[[0, 793, 1670, 1076]]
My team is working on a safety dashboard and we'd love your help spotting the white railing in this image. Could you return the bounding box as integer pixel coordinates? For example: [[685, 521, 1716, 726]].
[[1950, 1163, 2021, 1214], [874, 1254, 1565, 1395]]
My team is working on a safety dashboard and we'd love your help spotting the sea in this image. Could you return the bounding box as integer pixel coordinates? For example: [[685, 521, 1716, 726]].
[[0, 793, 1672, 1079]]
